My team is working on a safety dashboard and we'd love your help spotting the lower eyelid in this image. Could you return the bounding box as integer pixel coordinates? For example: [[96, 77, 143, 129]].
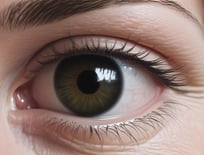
[[8, 110, 158, 148], [8, 89, 178, 152]]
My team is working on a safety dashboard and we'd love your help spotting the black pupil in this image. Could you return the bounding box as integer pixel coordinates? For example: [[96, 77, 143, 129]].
[[77, 70, 100, 94]]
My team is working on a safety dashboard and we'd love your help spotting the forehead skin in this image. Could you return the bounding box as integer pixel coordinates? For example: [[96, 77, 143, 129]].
[[0, 0, 203, 25]]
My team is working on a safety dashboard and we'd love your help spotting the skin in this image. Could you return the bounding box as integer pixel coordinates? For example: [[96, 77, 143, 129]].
[[0, 0, 204, 154]]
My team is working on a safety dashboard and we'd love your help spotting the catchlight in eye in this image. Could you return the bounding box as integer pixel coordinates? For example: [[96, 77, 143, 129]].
[[54, 54, 123, 117]]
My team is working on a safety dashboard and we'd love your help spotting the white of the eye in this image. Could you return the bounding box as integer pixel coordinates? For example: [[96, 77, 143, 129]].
[[31, 57, 161, 120], [96, 60, 161, 119], [30, 36, 163, 120]]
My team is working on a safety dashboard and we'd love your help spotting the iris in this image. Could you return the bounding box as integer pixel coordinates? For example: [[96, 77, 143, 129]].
[[54, 54, 123, 117]]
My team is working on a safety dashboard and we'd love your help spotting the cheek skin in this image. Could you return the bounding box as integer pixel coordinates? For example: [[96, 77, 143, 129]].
[[0, 80, 35, 154], [137, 94, 204, 155], [7, 90, 204, 155]]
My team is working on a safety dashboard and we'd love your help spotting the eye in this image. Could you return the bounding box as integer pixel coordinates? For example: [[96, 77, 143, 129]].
[[12, 36, 184, 146]]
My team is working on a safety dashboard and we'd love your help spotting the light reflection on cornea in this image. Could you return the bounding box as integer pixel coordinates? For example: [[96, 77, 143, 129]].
[[95, 66, 133, 83], [95, 68, 117, 82]]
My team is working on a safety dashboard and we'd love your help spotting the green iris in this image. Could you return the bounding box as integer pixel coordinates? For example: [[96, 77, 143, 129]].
[[54, 54, 123, 117]]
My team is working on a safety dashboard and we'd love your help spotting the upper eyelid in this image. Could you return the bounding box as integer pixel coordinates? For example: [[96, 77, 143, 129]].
[[0, 0, 202, 31], [1, 4, 203, 86], [23, 36, 185, 89]]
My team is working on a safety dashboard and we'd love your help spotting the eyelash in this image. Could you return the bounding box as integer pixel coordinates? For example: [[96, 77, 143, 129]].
[[22, 36, 185, 146], [43, 100, 180, 147], [34, 37, 185, 90]]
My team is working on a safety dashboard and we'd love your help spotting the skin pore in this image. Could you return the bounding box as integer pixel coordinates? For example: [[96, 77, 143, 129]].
[[0, 0, 204, 154]]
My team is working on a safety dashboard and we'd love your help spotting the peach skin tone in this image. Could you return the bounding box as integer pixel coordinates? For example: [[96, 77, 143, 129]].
[[0, 0, 204, 155]]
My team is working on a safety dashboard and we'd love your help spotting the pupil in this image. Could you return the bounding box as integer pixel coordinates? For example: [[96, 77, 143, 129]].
[[77, 70, 100, 94]]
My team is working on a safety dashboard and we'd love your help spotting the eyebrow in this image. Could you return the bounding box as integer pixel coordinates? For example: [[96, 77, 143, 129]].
[[0, 0, 201, 31]]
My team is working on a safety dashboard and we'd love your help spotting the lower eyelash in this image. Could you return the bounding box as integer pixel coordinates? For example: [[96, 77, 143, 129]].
[[42, 100, 181, 148]]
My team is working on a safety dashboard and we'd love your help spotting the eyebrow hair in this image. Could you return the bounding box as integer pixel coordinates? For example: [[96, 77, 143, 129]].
[[0, 0, 201, 31]]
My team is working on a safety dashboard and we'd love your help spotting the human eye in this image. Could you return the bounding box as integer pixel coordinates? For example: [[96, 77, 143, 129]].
[[14, 35, 183, 115], [4, 1, 204, 155], [9, 35, 185, 153]]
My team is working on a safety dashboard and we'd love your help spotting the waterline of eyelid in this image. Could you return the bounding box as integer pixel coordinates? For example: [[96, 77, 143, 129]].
[[11, 79, 162, 125]]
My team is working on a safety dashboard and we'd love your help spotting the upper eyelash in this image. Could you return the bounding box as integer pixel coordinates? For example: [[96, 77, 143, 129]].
[[35, 37, 186, 91]]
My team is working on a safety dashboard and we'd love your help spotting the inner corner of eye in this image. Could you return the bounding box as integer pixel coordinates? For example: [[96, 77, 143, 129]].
[[12, 81, 39, 110]]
